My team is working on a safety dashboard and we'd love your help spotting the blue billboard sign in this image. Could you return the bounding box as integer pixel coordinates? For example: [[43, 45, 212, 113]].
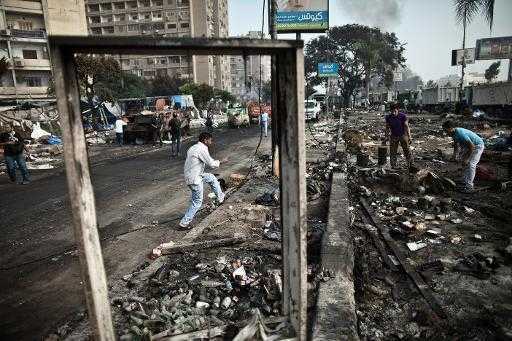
[[276, 0, 329, 33], [318, 63, 339, 78]]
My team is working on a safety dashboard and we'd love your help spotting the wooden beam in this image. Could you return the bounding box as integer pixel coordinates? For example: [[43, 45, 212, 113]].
[[276, 48, 307, 339], [360, 198, 447, 319], [47, 36, 303, 57], [50, 45, 115, 340]]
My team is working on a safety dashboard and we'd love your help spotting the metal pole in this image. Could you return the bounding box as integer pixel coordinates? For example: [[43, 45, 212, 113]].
[[508, 59, 512, 82], [460, 11, 467, 107], [270, 0, 280, 177]]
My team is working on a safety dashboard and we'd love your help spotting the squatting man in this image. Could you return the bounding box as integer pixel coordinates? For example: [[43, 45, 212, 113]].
[[443, 120, 485, 193], [180, 132, 227, 228]]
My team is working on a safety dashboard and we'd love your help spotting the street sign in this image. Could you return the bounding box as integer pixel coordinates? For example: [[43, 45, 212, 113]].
[[276, 0, 329, 34], [393, 71, 402, 82], [451, 48, 476, 66], [318, 63, 339, 77], [476, 36, 512, 60]]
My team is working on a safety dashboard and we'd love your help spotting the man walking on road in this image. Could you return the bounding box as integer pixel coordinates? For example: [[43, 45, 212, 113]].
[[115, 116, 127, 146], [259, 110, 269, 137], [179, 132, 225, 228], [385, 103, 413, 170], [169, 112, 182, 157], [0, 126, 30, 184], [443, 120, 485, 193]]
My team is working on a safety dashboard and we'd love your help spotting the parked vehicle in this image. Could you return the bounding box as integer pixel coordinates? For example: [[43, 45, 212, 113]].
[[304, 100, 321, 121], [247, 102, 271, 123], [227, 107, 250, 128]]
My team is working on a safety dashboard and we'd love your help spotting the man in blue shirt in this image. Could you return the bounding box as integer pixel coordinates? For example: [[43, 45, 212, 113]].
[[443, 120, 485, 193], [385, 103, 413, 170]]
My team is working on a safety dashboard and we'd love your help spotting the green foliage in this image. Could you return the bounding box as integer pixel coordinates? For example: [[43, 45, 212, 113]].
[[305, 24, 406, 106], [425, 80, 437, 88], [454, 0, 495, 30], [484, 61, 500, 82], [262, 80, 272, 103], [179, 83, 212, 109], [214, 89, 236, 104], [74, 55, 145, 102], [146, 74, 185, 97]]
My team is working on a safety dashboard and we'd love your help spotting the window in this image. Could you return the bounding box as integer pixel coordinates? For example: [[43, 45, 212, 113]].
[[90, 16, 101, 24], [140, 13, 151, 20], [127, 1, 137, 8], [88, 4, 99, 11], [147, 58, 154, 65], [42, 47, 49, 59], [139, 0, 150, 7], [180, 22, 189, 29], [152, 11, 163, 20], [130, 14, 138, 21], [131, 59, 140, 66], [156, 69, 167, 76], [22, 50, 37, 59], [154, 23, 164, 30], [18, 21, 33, 31], [132, 69, 142, 77], [101, 15, 113, 23], [103, 26, 115, 34], [143, 70, 155, 77], [158, 58, 167, 65], [100, 3, 112, 11], [167, 0, 175, 5], [114, 2, 126, 9], [167, 23, 177, 29], [114, 14, 125, 22], [122, 59, 130, 66], [91, 27, 102, 35], [153, 0, 163, 6], [25, 77, 42, 87], [169, 56, 180, 64], [117, 25, 126, 32], [127, 24, 139, 32]]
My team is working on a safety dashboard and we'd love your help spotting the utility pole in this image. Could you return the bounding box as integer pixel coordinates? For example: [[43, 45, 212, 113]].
[[269, 0, 280, 177], [460, 10, 467, 108], [508, 59, 512, 81]]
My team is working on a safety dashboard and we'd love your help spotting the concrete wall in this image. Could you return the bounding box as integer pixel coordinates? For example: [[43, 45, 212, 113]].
[[42, 0, 88, 36]]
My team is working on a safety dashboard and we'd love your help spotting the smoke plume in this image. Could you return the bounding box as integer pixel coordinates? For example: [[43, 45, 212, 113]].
[[339, 0, 405, 31]]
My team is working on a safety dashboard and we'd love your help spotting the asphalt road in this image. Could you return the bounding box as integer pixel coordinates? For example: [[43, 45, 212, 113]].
[[0, 126, 269, 340]]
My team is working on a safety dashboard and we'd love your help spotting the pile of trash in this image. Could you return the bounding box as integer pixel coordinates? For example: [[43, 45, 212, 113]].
[[112, 250, 285, 340]]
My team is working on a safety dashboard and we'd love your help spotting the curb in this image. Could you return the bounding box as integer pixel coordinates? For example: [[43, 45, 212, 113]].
[[312, 113, 359, 340]]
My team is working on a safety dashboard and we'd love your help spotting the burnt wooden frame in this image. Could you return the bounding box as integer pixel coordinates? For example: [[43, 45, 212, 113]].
[[49, 36, 307, 340]]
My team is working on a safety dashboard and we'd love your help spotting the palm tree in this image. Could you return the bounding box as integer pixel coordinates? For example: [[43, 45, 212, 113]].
[[454, 0, 495, 104]]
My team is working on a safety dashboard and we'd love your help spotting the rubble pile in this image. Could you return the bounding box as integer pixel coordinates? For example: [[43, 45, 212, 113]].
[[111, 250, 286, 339], [344, 109, 512, 340]]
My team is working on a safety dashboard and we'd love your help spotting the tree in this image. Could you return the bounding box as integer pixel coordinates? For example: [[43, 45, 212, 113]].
[[73, 55, 145, 102], [146, 74, 185, 97], [305, 24, 405, 107], [454, 0, 496, 99], [179, 83, 215, 109], [425, 80, 437, 88], [262, 80, 272, 103], [485, 61, 500, 82], [214, 89, 236, 104]]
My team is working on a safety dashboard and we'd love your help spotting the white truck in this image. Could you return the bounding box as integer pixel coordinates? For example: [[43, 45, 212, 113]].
[[304, 100, 321, 121]]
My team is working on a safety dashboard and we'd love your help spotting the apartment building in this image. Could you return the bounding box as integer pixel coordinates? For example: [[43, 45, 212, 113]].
[[230, 31, 271, 100], [0, 0, 87, 102], [85, 0, 231, 91]]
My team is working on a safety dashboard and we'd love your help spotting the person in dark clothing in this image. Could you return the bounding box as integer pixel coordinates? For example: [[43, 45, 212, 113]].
[[151, 114, 163, 147], [0, 126, 30, 184], [385, 102, 413, 170], [169, 113, 182, 157]]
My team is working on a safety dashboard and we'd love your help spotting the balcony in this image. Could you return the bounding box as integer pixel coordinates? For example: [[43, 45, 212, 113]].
[[0, 86, 50, 99], [11, 29, 46, 39], [11, 58, 51, 70]]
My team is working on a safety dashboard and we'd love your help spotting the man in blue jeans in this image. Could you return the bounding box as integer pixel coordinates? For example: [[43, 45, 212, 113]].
[[0, 126, 30, 184], [179, 132, 225, 228], [443, 120, 485, 193]]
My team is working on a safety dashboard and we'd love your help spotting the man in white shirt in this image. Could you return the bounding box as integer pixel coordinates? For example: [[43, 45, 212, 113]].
[[115, 116, 127, 146], [179, 132, 225, 228], [259, 111, 269, 137]]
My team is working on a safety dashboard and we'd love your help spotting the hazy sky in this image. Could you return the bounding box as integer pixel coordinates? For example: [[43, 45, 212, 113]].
[[229, 0, 512, 82]]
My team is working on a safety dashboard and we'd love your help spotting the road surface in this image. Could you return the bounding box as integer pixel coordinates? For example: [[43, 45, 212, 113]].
[[0, 126, 269, 340]]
